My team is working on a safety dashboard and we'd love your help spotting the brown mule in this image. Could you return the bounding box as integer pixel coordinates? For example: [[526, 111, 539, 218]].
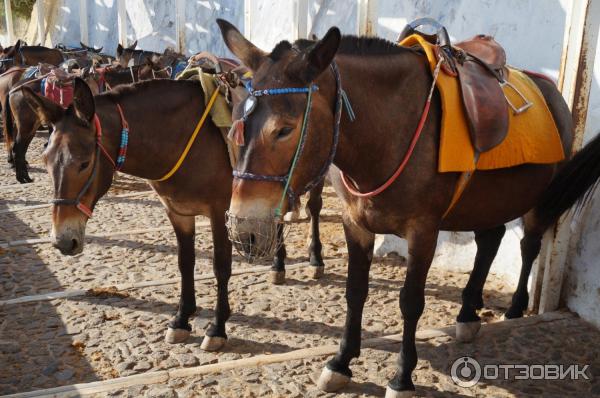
[[0, 66, 26, 149], [4, 61, 169, 183], [116, 40, 160, 67], [217, 20, 600, 396], [0, 40, 63, 73], [21, 76, 325, 349]]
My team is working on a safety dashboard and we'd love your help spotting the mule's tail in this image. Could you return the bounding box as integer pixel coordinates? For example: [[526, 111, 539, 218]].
[[535, 132, 600, 227], [2, 93, 14, 148]]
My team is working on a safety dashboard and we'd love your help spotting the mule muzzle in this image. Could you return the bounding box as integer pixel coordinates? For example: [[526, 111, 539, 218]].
[[225, 211, 287, 262], [53, 234, 84, 255]]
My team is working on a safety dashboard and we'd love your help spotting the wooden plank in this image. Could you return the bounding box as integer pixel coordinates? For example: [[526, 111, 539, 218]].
[[537, 0, 600, 313], [295, 0, 309, 39], [0, 190, 155, 215], [35, 0, 46, 46], [357, 0, 377, 36], [174, 0, 185, 53], [3, 311, 573, 397], [244, 0, 252, 40], [0, 220, 211, 249], [0, 260, 345, 307], [80, 0, 89, 45], [4, 0, 14, 45], [117, 0, 127, 46]]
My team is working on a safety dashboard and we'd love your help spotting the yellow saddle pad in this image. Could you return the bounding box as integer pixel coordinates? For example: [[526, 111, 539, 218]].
[[399, 34, 565, 172]]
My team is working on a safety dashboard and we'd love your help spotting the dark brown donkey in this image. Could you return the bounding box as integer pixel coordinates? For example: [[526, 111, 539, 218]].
[[116, 40, 160, 67], [217, 20, 600, 396], [5, 62, 168, 183], [21, 77, 325, 350], [0, 40, 63, 73]]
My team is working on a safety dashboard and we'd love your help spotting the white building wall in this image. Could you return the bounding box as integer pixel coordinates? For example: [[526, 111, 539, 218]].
[[38, 0, 600, 323]]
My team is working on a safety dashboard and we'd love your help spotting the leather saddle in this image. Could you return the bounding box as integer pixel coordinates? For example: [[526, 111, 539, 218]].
[[399, 18, 533, 153]]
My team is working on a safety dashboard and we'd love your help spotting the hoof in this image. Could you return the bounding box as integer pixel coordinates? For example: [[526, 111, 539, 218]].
[[316, 367, 350, 392], [455, 320, 481, 343], [200, 335, 227, 352], [268, 270, 286, 285], [309, 266, 325, 279], [283, 207, 300, 222], [385, 386, 415, 398], [165, 327, 191, 344]]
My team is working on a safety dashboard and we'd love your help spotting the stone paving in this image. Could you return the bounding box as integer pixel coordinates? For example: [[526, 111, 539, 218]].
[[1, 136, 600, 397]]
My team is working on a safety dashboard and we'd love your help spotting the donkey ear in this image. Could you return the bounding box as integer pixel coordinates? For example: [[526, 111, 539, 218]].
[[22, 87, 64, 125], [217, 19, 266, 71], [305, 27, 340, 80], [128, 40, 138, 50], [72, 78, 95, 123], [287, 27, 340, 83], [117, 43, 124, 56]]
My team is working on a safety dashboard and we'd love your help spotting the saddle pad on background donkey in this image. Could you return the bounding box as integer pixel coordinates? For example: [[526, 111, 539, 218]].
[[399, 34, 565, 172], [41, 70, 74, 109]]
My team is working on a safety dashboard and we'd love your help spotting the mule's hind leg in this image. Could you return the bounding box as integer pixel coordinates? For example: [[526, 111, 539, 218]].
[[505, 213, 544, 319], [12, 112, 39, 183], [270, 225, 286, 285], [201, 209, 232, 351], [456, 225, 505, 342], [307, 179, 325, 278], [317, 220, 374, 392], [165, 212, 197, 344]]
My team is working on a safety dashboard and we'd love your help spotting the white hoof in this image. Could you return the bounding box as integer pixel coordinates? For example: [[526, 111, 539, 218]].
[[385, 386, 415, 398], [455, 320, 481, 343], [165, 327, 191, 344], [316, 367, 350, 392], [283, 207, 300, 222], [310, 266, 325, 279], [268, 270, 286, 285], [200, 335, 227, 351]]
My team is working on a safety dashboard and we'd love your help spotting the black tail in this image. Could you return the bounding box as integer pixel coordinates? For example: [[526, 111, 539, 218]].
[[2, 94, 14, 143], [535, 132, 600, 227]]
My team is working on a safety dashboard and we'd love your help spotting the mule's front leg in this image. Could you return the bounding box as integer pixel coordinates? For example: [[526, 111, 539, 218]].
[[201, 210, 232, 351], [307, 180, 325, 278], [387, 226, 438, 397], [270, 225, 287, 285], [317, 221, 374, 392], [165, 213, 197, 344]]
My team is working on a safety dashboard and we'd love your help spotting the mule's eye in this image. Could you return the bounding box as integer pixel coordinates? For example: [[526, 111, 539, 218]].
[[277, 127, 294, 139], [79, 161, 90, 172]]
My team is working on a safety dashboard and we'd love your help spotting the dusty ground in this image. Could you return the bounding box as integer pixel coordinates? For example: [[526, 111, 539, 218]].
[[1, 136, 599, 397]]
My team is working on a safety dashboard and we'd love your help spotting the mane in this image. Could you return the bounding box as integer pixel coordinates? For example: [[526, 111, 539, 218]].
[[97, 78, 199, 102], [292, 35, 416, 56]]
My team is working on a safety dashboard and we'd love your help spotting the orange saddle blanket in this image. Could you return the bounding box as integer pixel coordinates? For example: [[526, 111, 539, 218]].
[[399, 34, 565, 173]]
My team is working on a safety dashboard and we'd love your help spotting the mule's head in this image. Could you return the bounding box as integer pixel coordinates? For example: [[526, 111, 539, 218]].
[[138, 57, 171, 80], [217, 19, 340, 259], [116, 40, 138, 67], [22, 78, 113, 255], [0, 40, 21, 73]]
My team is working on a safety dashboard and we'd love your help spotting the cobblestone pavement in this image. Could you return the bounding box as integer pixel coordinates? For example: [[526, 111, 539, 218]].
[[1, 137, 599, 397]]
